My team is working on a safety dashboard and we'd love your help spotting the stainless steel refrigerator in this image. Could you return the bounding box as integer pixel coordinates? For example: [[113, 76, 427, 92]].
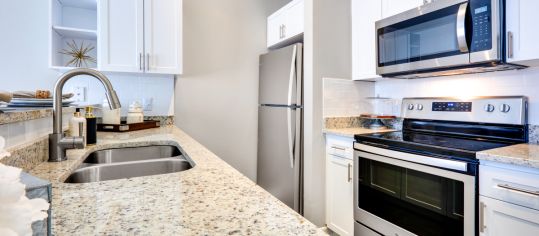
[[257, 43, 303, 214]]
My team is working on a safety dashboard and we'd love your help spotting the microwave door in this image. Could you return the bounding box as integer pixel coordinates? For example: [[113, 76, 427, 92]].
[[376, 1, 471, 76]]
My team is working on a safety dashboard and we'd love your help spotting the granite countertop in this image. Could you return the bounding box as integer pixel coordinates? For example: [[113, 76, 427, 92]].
[[29, 126, 323, 235], [323, 127, 395, 137], [477, 143, 539, 169], [0, 107, 75, 125]]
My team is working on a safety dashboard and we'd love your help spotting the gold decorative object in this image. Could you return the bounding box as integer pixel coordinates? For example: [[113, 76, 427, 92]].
[[59, 40, 96, 68]]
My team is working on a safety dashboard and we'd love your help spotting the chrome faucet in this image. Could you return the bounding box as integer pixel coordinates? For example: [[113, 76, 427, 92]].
[[49, 68, 121, 162]]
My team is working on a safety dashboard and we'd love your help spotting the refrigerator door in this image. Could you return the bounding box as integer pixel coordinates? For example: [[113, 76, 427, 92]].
[[259, 43, 303, 106], [257, 105, 302, 213]]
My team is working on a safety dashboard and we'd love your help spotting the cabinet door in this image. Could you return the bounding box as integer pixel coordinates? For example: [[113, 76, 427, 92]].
[[382, 0, 424, 18], [143, 0, 183, 74], [326, 155, 354, 236], [98, 0, 144, 73], [351, 0, 382, 80], [267, 12, 285, 48], [283, 0, 304, 41], [480, 196, 539, 236], [506, 0, 539, 66]]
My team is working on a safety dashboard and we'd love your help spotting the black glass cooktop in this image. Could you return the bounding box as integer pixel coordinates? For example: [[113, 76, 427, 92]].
[[355, 131, 516, 162]]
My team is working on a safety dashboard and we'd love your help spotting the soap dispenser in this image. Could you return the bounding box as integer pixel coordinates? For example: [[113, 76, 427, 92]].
[[69, 108, 87, 147]]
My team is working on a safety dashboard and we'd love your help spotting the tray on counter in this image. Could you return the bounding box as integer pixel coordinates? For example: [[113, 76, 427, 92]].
[[97, 120, 160, 132]]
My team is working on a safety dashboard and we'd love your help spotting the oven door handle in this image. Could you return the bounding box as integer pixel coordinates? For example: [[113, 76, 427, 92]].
[[456, 2, 469, 53]]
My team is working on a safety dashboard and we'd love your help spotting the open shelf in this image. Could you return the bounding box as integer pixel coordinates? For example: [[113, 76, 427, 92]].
[[52, 26, 97, 40], [57, 0, 97, 10]]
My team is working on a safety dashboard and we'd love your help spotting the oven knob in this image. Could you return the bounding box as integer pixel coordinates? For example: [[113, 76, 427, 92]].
[[407, 104, 415, 110], [484, 104, 495, 112], [500, 104, 511, 113], [417, 104, 424, 111]]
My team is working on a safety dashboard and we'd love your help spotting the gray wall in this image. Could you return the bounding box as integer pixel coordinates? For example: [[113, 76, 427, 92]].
[[175, 0, 290, 181]]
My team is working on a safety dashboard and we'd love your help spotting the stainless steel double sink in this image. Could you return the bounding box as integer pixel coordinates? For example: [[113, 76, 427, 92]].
[[64, 145, 194, 183]]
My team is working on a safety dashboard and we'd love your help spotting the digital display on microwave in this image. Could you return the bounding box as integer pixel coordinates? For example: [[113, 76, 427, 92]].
[[475, 6, 488, 14]]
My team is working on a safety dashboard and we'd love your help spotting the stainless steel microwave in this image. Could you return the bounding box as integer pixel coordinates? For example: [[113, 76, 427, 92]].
[[375, 0, 526, 79]]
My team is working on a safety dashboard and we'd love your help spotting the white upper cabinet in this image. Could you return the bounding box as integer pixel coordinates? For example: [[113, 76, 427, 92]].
[[351, 0, 382, 81], [381, 0, 424, 18], [506, 0, 539, 67], [98, 0, 144, 73], [98, 0, 182, 74], [143, 0, 183, 74], [267, 0, 304, 49]]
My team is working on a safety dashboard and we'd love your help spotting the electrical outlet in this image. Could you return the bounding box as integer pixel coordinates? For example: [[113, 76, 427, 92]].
[[72, 86, 87, 102], [143, 97, 154, 111]]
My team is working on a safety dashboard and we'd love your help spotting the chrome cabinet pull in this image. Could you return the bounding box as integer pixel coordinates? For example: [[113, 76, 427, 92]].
[[347, 163, 352, 182], [508, 31, 514, 59], [498, 183, 539, 196], [139, 53, 143, 71], [146, 53, 150, 71], [331, 145, 346, 151], [282, 24, 286, 39], [479, 201, 486, 233]]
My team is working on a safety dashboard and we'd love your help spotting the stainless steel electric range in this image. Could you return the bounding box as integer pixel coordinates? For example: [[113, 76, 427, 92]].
[[353, 97, 528, 236]]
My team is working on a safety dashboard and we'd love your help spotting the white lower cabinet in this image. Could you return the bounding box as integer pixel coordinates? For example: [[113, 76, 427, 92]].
[[326, 135, 354, 236], [479, 196, 539, 236], [479, 161, 539, 236]]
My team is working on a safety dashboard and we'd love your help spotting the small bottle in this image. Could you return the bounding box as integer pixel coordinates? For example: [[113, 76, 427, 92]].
[[126, 101, 144, 124], [85, 107, 97, 145], [69, 108, 87, 148], [102, 99, 121, 124]]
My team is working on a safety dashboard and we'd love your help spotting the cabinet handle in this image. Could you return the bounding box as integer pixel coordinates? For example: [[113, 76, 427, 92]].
[[146, 53, 150, 71], [508, 31, 514, 59], [331, 145, 346, 151], [139, 53, 143, 71], [347, 163, 352, 182], [282, 24, 286, 39], [479, 201, 486, 233], [279, 25, 283, 39], [497, 183, 539, 196]]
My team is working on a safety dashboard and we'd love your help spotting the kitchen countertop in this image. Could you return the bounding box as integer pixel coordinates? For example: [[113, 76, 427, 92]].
[[323, 127, 395, 138], [29, 126, 324, 235], [0, 107, 75, 125], [477, 143, 539, 169]]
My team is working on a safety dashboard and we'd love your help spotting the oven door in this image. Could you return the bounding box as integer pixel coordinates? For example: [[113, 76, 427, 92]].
[[353, 145, 476, 236], [376, 0, 472, 75]]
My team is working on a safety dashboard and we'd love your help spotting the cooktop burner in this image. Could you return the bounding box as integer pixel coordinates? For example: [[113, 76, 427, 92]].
[[355, 131, 516, 161]]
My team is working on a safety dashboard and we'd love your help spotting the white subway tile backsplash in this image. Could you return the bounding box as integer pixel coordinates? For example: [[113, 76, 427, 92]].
[[323, 78, 375, 117]]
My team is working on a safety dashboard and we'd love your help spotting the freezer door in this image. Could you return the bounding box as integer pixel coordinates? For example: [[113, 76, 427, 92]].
[[259, 43, 302, 106], [257, 105, 302, 212]]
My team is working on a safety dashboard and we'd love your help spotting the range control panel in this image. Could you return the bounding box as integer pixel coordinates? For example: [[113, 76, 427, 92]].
[[401, 97, 527, 125], [432, 102, 472, 112]]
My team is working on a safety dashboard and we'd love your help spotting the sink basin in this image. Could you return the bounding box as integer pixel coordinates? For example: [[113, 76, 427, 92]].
[[65, 158, 192, 183], [83, 145, 182, 164], [64, 145, 194, 183]]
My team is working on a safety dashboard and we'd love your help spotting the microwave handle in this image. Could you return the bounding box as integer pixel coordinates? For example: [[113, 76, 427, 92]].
[[456, 2, 469, 53]]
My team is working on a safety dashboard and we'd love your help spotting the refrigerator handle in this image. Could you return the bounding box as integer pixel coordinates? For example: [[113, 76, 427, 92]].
[[286, 45, 298, 169], [287, 108, 295, 169]]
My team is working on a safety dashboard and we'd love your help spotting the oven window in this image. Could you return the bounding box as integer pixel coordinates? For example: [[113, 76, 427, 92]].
[[357, 158, 464, 236], [377, 3, 466, 67]]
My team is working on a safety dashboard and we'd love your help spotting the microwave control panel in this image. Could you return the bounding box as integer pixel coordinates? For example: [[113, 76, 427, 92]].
[[470, 0, 492, 52]]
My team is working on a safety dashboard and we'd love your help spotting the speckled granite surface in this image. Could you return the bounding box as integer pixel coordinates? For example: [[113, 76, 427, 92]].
[[324, 116, 401, 130], [477, 143, 539, 169], [323, 127, 395, 138], [0, 107, 75, 125], [29, 126, 324, 235], [529, 125, 539, 144], [1, 136, 48, 171]]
